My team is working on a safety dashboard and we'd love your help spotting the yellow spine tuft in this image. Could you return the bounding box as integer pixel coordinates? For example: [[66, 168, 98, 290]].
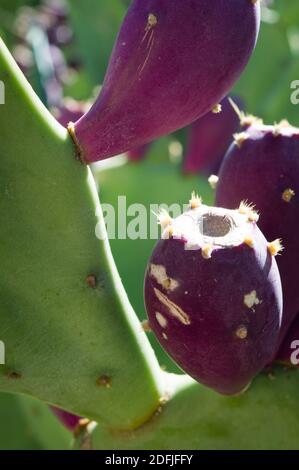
[[268, 239, 284, 257]]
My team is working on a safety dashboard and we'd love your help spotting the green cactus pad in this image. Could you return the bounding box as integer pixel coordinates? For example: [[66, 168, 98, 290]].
[[0, 393, 42, 450], [75, 367, 299, 450], [0, 37, 162, 429]]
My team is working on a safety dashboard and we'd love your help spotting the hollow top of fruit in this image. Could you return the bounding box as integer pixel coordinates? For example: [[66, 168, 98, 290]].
[[162, 202, 258, 252]]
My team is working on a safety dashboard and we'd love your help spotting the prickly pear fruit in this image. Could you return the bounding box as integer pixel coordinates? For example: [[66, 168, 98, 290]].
[[144, 199, 282, 395], [216, 120, 299, 347], [275, 315, 299, 368], [70, 0, 260, 163], [50, 407, 81, 431], [183, 97, 242, 175]]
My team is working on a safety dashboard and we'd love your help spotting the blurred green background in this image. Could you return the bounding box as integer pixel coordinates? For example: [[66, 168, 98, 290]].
[[0, 0, 298, 449]]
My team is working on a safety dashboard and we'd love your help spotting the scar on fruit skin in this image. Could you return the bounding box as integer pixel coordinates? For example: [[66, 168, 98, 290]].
[[150, 264, 179, 291], [154, 287, 191, 325], [139, 13, 158, 75], [244, 290, 261, 309]]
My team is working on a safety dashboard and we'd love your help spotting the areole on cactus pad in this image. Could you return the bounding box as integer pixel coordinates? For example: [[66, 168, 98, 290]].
[[68, 0, 261, 163]]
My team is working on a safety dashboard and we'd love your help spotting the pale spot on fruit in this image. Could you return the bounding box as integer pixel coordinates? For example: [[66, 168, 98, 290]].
[[156, 312, 168, 329], [244, 290, 260, 309], [150, 264, 179, 291]]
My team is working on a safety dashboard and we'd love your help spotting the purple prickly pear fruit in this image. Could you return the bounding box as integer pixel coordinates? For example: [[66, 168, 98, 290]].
[[69, 0, 260, 163], [216, 120, 299, 348], [275, 315, 299, 368], [50, 406, 81, 431], [183, 97, 243, 176], [144, 198, 282, 395], [127, 143, 152, 162]]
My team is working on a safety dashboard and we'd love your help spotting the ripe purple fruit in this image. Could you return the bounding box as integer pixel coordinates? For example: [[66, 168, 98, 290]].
[[183, 97, 242, 175], [69, 0, 260, 163], [50, 407, 81, 431], [144, 198, 282, 395], [216, 120, 299, 348]]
